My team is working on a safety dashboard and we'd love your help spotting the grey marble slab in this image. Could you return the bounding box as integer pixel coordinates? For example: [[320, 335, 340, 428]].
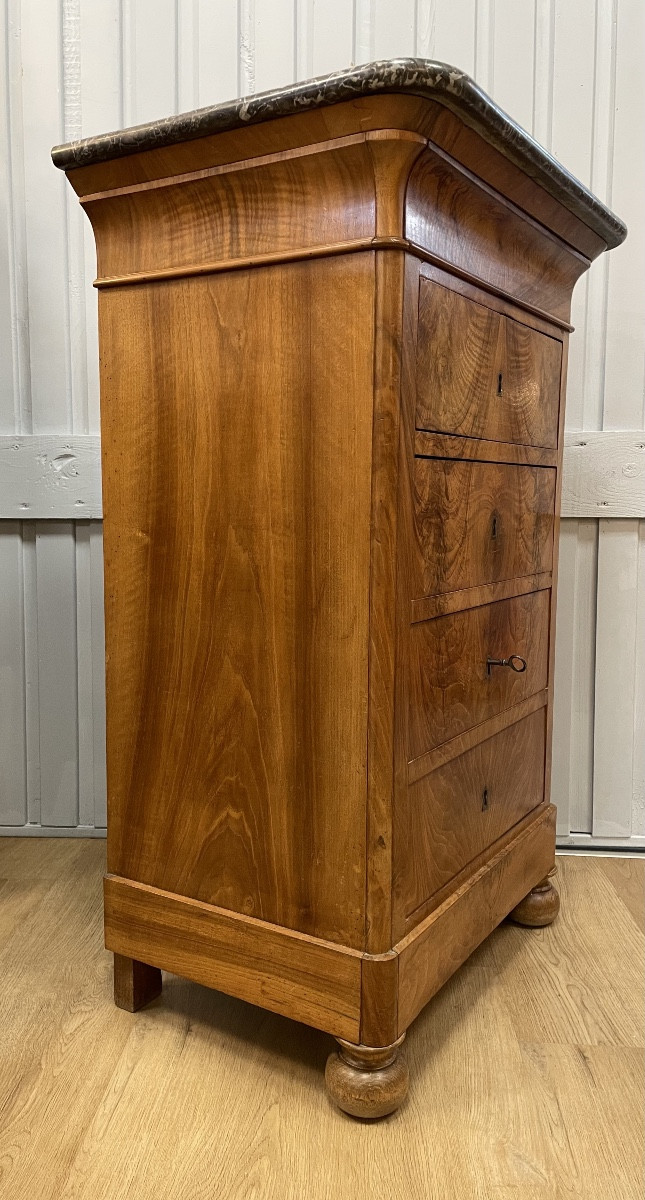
[[51, 58, 626, 249]]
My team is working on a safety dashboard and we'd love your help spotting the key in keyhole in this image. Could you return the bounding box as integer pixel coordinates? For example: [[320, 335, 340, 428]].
[[497, 372, 503, 394], [482, 787, 489, 811]]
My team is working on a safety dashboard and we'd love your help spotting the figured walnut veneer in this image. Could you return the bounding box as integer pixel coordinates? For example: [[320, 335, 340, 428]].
[[54, 61, 625, 1119]]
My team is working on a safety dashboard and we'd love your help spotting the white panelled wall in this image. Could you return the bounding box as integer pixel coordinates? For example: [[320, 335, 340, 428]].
[[1, 1, 644, 846]]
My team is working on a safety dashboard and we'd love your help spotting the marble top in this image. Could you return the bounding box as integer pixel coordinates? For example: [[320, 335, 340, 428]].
[[51, 58, 626, 249]]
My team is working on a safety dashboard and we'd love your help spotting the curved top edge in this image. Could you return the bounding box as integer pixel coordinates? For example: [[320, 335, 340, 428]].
[[51, 58, 626, 250]]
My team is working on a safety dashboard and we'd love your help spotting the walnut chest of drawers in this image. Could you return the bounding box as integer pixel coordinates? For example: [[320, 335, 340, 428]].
[[53, 60, 626, 1118]]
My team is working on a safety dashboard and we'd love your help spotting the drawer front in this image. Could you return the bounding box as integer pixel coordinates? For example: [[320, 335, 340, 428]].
[[408, 590, 550, 759], [396, 710, 546, 917], [415, 280, 562, 448], [413, 458, 556, 600]]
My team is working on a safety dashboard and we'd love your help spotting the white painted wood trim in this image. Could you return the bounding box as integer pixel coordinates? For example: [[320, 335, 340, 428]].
[[0, 436, 102, 519], [0, 825, 106, 838], [2, 431, 644, 523], [592, 519, 640, 838], [561, 431, 645, 518]]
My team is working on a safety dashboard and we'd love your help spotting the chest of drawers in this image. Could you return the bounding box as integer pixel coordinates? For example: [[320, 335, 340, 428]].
[[53, 60, 625, 1119]]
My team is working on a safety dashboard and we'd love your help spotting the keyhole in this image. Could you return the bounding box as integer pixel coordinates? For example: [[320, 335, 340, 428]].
[[497, 372, 503, 394], [482, 787, 489, 811], [491, 515, 498, 540]]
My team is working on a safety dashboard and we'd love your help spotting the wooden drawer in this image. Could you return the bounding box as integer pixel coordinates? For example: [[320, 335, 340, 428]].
[[412, 457, 555, 600], [416, 280, 562, 448], [408, 590, 549, 759], [395, 710, 546, 918]]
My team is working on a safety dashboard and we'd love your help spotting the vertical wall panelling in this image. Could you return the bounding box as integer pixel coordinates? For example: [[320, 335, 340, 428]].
[[0, 0, 17, 433], [35, 523, 78, 828], [549, 0, 599, 839], [22, 521, 41, 824], [490, 0, 536, 135], [254, 0, 295, 90], [196, 1, 238, 106], [238, 0, 256, 94], [432, 1, 477, 77], [0, 524, 27, 824], [90, 520, 107, 827], [303, 1, 353, 77], [21, 0, 70, 433], [372, 0, 416, 59], [0, 0, 643, 846], [2, 0, 32, 437], [177, 0, 199, 111], [592, 0, 644, 841], [593, 521, 639, 837], [474, 0, 493, 93], [532, 0, 554, 149], [634, 524, 645, 838], [75, 521, 94, 828], [353, 1, 374, 66]]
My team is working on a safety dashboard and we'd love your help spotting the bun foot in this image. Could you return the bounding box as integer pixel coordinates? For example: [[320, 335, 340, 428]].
[[509, 869, 560, 927], [325, 1034, 409, 1119]]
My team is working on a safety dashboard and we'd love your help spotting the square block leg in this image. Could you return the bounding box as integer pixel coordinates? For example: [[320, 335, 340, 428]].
[[113, 952, 162, 1012]]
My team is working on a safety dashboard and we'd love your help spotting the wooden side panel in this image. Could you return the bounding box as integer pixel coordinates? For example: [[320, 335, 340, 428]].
[[101, 256, 375, 950], [396, 804, 557, 1034], [415, 279, 563, 447], [104, 874, 362, 1041], [411, 458, 556, 599], [85, 139, 378, 280]]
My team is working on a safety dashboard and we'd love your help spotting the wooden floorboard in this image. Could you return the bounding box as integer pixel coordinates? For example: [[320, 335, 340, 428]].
[[0, 841, 642, 1200]]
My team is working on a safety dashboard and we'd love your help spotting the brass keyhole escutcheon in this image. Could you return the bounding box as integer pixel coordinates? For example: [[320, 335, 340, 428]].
[[482, 787, 489, 811]]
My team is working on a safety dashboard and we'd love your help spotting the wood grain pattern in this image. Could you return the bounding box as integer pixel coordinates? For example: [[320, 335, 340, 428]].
[[1, 842, 642, 1199], [104, 874, 362, 1041], [411, 457, 555, 599], [100, 256, 375, 949], [414, 429, 558, 467], [419, 111, 607, 259], [416, 279, 563, 447], [85, 137, 375, 279], [84, 132, 424, 284], [113, 953, 162, 1012], [325, 1035, 409, 1118], [407, 690, 549, 785], [364, 248, 406, 955], [406, 149, 588, 320], [411, 572, 552, 623], [407, 590, 551, 758], [395, 709, 546, 921], [396, 804, 557, 1033], [597, 857, 645, 933], [360, 951, 399, 1046]]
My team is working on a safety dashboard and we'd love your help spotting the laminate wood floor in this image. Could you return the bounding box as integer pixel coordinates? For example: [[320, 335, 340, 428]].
[[0, 840, 642, 1200]]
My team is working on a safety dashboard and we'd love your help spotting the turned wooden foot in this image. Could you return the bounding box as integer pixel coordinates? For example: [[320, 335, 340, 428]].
[[325, 1034, 409, 1119], [113, 953, 162, 1012], [509, 868, 560, 927]]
